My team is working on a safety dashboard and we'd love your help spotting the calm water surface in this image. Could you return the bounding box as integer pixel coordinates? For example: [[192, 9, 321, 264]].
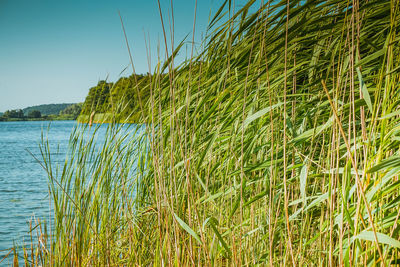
[[0, 121, 78, 260]]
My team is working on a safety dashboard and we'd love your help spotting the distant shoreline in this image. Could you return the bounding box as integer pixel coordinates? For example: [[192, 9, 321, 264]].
[[0, 117, 76, 122], [0, 103, 82, 122]]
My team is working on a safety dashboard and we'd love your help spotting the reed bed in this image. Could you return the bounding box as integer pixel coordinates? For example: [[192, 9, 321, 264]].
[[12, 0, 400, 265]]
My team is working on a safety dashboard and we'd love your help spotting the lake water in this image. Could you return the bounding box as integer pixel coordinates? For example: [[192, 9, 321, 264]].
[[0, 120, 77, 261]]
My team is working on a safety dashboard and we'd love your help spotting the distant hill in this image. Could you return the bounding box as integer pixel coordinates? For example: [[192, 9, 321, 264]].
[[23, 103, 75, 116]]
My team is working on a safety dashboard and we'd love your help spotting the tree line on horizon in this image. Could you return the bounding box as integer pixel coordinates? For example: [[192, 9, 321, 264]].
[[0, 103, 82, 121]]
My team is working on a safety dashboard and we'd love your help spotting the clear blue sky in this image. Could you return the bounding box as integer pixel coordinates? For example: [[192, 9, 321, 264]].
[[0, 0, 255, 112]]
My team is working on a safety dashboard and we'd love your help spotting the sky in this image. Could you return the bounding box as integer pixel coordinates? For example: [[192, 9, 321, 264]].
[[0, 0, 255, 112]]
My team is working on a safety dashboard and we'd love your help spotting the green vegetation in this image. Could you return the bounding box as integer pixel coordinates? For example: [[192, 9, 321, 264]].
[[15, 0, 400, 265], [0, 103, 82, 121], [58, 103, 83, 120], [23, 103, 74, 116], [27, 110, 42, 118], [78, 75, 152, 123], [1, 109, 24, 120]]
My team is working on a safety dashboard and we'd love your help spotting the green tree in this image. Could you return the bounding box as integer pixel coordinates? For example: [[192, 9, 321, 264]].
[[4, 109, 24, 118], [28, 110, 41, 118], [81, 80, 113, 115], [59, 103, 83, 119]]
